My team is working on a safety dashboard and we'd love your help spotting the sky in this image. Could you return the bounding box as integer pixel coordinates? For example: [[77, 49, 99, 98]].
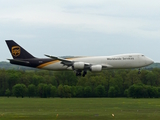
[[0, 0, 160, 62]]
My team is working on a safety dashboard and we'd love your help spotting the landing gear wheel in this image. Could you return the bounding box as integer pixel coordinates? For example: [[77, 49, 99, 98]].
[[138, 69, 141, 74], [75, 70, 87, 77], [82, 71, 87, 77], [76, 71, 82, 76]]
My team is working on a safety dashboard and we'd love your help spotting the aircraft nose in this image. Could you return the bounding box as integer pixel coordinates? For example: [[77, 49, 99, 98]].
[[146, 57, 154, 65]]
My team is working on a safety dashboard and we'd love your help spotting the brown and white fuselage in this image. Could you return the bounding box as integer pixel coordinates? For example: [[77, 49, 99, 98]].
[[6, 40, 154, 77]]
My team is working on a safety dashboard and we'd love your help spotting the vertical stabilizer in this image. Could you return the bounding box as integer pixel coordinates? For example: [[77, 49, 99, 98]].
[[5, 40, 35, 59]]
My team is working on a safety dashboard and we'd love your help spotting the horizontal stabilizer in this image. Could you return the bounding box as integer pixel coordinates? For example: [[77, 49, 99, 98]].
[[7, 59, 30, 64]]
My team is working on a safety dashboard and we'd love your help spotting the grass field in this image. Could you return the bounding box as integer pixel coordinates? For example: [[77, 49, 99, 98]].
[[0, 97, 160, 120]]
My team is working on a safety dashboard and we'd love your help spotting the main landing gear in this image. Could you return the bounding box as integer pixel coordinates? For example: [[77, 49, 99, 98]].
[[138, 68, 141, 74], [76, 70, 87, 77]]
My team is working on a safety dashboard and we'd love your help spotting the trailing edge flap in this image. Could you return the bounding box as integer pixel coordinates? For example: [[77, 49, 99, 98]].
[[44, 54, 73, 66], [7, 59, 30, 64]]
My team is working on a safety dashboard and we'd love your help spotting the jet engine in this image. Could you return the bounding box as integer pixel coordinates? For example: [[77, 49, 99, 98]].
[[73, 62, 85, 69], [90, 65, 102, 72]]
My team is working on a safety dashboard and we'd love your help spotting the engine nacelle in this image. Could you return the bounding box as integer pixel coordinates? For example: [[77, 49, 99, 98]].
[[90, 65, 102, 72], [73, 62, 85, 69]]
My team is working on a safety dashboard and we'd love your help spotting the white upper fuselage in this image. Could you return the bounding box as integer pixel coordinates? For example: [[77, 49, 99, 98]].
[[40, 53, 154, 71]]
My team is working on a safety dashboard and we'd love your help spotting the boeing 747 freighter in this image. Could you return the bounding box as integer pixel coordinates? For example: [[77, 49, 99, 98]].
[[6, 40, 154, 77]]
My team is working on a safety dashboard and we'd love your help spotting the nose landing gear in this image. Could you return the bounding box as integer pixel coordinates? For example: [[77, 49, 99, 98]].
[[138, 68, 141, 74]]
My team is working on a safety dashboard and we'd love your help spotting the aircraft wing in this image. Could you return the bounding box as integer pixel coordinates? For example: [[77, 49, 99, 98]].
[[45, 54, 112, 69], [45, 54, 91, 68], [45, 54, 73, 66]]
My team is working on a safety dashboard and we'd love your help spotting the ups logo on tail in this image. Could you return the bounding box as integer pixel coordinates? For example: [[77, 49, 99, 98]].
[[12, 46, 21, 57]]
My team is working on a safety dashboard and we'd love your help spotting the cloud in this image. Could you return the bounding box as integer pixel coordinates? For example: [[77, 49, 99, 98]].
[[1, 0, 159, 40], [0, 0, 160, 61]]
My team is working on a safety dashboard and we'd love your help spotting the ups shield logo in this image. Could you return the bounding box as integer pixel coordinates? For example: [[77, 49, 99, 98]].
[[12, 46, 21, 57]]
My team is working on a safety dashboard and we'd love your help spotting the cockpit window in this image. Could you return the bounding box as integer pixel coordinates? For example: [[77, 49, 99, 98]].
[[142, 55, 144, 57]]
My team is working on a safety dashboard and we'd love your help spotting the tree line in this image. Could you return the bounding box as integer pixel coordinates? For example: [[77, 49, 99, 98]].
[[0, 68, 160, 98]]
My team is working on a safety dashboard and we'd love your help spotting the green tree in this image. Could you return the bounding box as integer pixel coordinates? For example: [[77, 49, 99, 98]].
[[5, 89, 11, 98], [0, 69, 9, 96], [109, 75, 123, 96], [140, 70, 149, 85], [127, 70, 141, 85], [108, 86, 116, 97], [76, 86, 84, 97], [31, 75, 41, 86], [63, 85, 71, 98], [12, 84, 27, 98], [84, 86, 92, 97], [37, 83, 47, 98], [124, 89, 129, 97], [94, 85, 105, 97], [57, 84, 64, 98], [43, 84, 48, 98], [71, 86, 77, 97], [50, 86, 57, 97], [147, 86, 159, 98], [128, 84, 148, 98], [146, 72, 157, 86], [28, 84, 36, 97], [8, 72, 19, 90], [46, 84, 53, 97], [54, 71, 77, 86], [128, 84, 140, 98]]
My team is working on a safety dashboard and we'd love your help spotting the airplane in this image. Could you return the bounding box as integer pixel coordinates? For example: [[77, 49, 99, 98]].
[[5, 40, 154, 77]]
